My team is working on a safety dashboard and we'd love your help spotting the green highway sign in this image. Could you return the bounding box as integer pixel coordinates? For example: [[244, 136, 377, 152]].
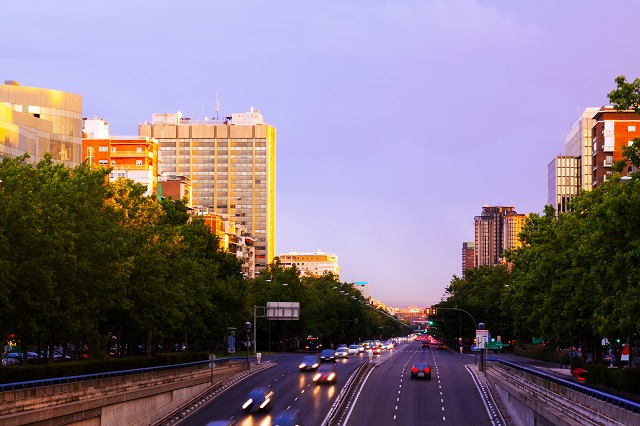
[[484, 341, 508, 349]]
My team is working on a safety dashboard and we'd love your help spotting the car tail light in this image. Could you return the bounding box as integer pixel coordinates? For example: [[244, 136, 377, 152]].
[[424, 368, 431, 373], [411, 367, 418, 373]]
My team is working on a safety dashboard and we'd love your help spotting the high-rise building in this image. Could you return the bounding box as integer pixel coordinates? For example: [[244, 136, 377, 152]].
[[547, 156, 579, 213], [474, 206, 525, 267], [278, 251, 339, 278], [82, 117, 159, 196], [591, 106, 640, 187], [548, 108, 599, 214], [0, 80, 82, 166], [461, 241, 474, 278], [139, 109, 276, 271]]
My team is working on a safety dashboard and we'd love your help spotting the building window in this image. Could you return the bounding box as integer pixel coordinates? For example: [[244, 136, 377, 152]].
[[99, 146, 108, 152], [99, 160, 108, 166], [111, 147, 116, 152], [629, 126, 636, 132], [137, 146, 143, 153], [136, 160, 143, 166]]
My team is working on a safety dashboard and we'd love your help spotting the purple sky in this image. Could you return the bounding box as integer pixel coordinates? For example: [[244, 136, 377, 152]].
[[5, 1, 640, 307]]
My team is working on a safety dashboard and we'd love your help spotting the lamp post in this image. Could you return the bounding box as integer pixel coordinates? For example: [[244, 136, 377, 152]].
[[244, 321, 252, 369]]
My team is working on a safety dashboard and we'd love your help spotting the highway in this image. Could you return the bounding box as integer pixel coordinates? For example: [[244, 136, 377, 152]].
[[346, 342, 497, 425], [179, 341, 500, 425], [180, 351, 367, 425]]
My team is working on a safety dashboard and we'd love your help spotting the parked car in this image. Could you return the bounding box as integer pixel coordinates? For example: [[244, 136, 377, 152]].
[[313, 364, 337, 384], [299, 355, 321, 371], [319, 349, 336, 362], [2, 354, 20, 367], [410, 362, 432, 380], [241, 387, 274, 412]]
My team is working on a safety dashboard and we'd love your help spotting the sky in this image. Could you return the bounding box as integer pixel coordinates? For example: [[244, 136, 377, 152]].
[[5, 0, 640, 308]]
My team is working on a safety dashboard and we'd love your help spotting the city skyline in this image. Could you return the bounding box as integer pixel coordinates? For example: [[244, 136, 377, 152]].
[[5, 1, 640, 307]]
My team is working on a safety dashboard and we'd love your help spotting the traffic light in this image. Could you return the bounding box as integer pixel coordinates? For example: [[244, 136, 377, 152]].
[[431, 307, 437, 316], [424, 307, 431, 315]]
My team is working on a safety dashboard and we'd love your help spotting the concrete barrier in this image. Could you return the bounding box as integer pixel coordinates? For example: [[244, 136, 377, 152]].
[[0, 361, 246, 426]]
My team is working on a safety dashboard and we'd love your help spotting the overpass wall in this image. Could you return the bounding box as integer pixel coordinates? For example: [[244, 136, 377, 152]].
[[0, 362, 246, 426]]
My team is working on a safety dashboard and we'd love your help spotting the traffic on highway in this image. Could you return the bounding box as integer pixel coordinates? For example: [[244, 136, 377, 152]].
[[178, 337, 501, 426]]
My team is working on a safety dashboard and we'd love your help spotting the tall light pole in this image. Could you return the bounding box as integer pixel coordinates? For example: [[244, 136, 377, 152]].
[[244, 321, 252, 369]]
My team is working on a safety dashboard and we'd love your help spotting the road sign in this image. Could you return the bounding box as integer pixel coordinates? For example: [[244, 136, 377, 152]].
[[476, 330, 489, 349], [484, 341, 507, 350]]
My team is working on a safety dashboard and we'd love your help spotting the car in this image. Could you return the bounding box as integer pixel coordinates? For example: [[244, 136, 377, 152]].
[[335, 347, 349, 358], [410, 362, 432, 380], [436, 343, 446, 350], [299, 355, 321, 371], [272, 409, 303, 426], [369, 345, 381, 355], [313, 364, 337, 384], [422, 341, 430, 348], [241, 387, 274, 412], [319, 349, 336, 362], [348, 344, 360, 355], [357, 343, 365, 353], [2, 354, 20, 367]]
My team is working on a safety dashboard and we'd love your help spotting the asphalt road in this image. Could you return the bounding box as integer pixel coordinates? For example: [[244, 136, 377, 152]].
[[345, 342, 496, 425], [179, 351, 368, 426]]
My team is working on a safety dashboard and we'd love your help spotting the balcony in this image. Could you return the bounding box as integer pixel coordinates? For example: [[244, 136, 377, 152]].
[[603, 129, 615, 136], [603, 145, 615, 152]]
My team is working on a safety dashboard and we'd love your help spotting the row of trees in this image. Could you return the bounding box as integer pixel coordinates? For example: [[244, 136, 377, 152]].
[[0, 154, 409, 363], [435, 76, 640, 367]]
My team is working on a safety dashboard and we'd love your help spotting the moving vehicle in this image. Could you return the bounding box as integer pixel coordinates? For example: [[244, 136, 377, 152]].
[[335, 347, 349, 358], [319, 349, 336, 362], [241, 387, 274, 412], [313, 364, 337, 384], [299, 355, 321, 371], [304, 335, 322, 352], [348, 344, 360, 355], [436, 342, 446, 350], [410, 362, 432, 380], [272, 409, 303, 426]]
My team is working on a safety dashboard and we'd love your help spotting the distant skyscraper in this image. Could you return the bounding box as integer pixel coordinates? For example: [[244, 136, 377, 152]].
[[591, 106, 640, 187], [0, 80, 82, 166], [474, 206, 525, 267], [548, 156, 579, 213], [461, 241, 474, 278], [139, 109, 276, 271]]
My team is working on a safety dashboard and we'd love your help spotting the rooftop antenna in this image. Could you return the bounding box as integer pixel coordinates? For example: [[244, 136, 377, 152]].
[[216, 93, 220, 121]]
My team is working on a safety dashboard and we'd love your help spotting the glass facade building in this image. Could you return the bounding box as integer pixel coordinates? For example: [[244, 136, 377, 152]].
[[0, 80, 82, 166]]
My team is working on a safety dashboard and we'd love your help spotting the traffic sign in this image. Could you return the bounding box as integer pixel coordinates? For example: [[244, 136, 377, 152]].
[[476, 330, 489, 349]]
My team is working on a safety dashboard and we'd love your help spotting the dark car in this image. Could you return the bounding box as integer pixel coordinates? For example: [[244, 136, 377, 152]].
[[272, 409, 303, 426], [436, 342, 446, 350], [241, 387, 274, 412], [410, 362, 432, 380], [299, 355, 321, 371], [421, 341, 430, 349], [313, 364, 337, 384], [319, 349, 336, 362]]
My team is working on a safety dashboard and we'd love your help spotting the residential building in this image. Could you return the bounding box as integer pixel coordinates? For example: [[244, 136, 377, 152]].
[[461, 241, 474, 278], [0, 80, 82, 166], [591, 106, 640, 187], [158, 175, 192, 206], [139, 108, 276, 272], [82, 117, 159, 196], [278, 251, 339, 278], [474, 206, 526, 267], [354, 281, 369, 299], [202, 213, 256, 279]]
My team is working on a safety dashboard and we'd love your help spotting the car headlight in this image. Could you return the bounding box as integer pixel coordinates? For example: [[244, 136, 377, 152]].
[[299, 363, 306, 369], [328, 373, 336, 381], [242, 399, 253, 409], [260, 398, 270, 409], [313, 373, 320, 381], [312, 363, 319, 368]]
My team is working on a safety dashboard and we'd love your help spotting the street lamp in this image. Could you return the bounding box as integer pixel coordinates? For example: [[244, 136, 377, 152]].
[[244, 321, 252, 368]]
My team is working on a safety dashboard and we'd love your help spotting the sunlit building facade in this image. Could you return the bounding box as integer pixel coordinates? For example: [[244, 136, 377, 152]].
[[474, 206, 524, 267], [82, 117, 159, 196], [202, 213, 256, 279], [139, 109, 276, 271], [461, 241, 474, 278], [591, 106, 640, 187], [278, 251, 339, 278], [0, 80, 82, 166]]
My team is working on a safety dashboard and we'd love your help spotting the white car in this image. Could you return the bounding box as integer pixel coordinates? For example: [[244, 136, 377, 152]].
[[348, 345, 359, 355], [335, 347, 349, 358]]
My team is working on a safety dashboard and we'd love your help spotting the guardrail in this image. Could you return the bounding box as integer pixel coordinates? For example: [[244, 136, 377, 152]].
[[0, 357, 237, 393], [495, 359, 640, 414], [322, 361, 374, 426]]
